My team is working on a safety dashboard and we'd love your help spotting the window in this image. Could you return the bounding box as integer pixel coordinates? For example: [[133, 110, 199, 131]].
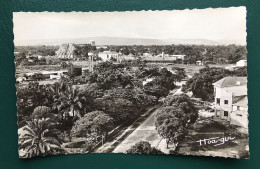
[[224, 111, 228, 117], [216, 98, 220, 105], [224, 100, 228, 104], [237, 106, 240, 110]]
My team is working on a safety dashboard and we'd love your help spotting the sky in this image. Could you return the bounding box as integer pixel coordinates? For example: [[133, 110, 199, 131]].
[[13, 7, 247, 45]]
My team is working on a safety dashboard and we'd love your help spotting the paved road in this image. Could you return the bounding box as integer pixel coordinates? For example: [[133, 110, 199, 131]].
[[112, 106, 167, 153], [112, 85, 185, 154], [93, 105, 161, 153], [95, 84, 185, 153]]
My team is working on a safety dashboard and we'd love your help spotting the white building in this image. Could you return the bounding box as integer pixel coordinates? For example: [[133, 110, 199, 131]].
[[143, 53, 153, 57], [196, 60, 203, 65], [98, 51, 120, 62], [230, 96, 248, 128], [173, 55, 186, 60], [157, 53, 186, 61], [236, 60, 247, 67], [121, 55, 136, 61], [25, 70, 68, 80], [213, 77, 248, 128], [142, 78, 154, 86]]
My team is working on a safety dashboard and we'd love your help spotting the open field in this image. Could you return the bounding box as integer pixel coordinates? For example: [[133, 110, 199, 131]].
[[177, 126, 249, 158], [16, 65, 62, 77], [16, 61, 234, 78]]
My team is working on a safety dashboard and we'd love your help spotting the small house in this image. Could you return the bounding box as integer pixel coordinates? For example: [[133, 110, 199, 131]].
[[236, 60, 247, 67]]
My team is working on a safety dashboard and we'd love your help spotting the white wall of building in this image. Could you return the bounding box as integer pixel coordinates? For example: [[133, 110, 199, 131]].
[[236, 60, 247, 67], [230, 110, 248, 128], [214, 86, 233, 119], [98, 52, 119, 62]]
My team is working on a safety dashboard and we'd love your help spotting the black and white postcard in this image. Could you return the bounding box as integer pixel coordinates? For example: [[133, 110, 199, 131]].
[[14, 7, 249, 158]]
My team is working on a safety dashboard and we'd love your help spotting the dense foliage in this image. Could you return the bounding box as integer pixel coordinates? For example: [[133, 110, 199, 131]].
[[71, 111, 114, 139], [143, 68, 176, 98], [106, 44, 246, 64], [19, 106, 64, 158], [126, 141, 162, 154], [155, 94, 198, 149], [182, 66, 247, 101], [16, 43, 247, 157], [73, 44, 97, 60], [17, 59, 180, 157]]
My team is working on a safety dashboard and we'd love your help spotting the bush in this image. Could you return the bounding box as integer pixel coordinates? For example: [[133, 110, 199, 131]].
[[126, 141, 162, 154]]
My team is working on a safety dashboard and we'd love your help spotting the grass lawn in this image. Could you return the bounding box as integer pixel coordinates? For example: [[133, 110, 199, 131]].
[[177, 117, 249, 158]]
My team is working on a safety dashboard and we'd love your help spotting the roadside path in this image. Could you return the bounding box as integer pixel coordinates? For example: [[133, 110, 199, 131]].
[[113, 84, 185, 154], [93, 104, 161, 153], [112, 107, 168, 153]]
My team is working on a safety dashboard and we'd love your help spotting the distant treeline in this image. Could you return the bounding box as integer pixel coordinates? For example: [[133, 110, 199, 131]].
[[107, 44, 247, 64], [15, 45, 59, 57], [15, 44, 247, 64]]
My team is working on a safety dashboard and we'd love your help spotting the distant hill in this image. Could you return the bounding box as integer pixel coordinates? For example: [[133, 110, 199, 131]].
[[15, 36, 242, 46]]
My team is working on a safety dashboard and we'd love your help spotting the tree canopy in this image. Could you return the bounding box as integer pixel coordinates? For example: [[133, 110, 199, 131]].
[[155, 94, 198, 149], [126, 141, 162, 154], [182, 66, 247, 101], [71, 111, 114, 138]]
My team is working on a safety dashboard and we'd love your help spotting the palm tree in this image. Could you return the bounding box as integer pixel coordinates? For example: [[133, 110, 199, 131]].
[[18, 118, 65, 158], [50, 83, 85, 128], [63, 86, 85, 122]]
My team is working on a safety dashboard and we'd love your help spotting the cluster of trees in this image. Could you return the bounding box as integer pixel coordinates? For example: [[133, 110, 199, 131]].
[[15, 46, 59, 65], [17, 81, 97, 157], [71, 111, 114, 147], [87, 61, 183, 124], [182, 66, 247, 101], [17, 82, 87, 128], [106, 44, 246, 64], [155, 94, 198, 150], [15, 45, 59, 57], [17, 60, 184, 157], [143, 68, 176, 98], [18, 106, 65, 158], [15, 44, 246, 67], [72, 44, 97, 60]]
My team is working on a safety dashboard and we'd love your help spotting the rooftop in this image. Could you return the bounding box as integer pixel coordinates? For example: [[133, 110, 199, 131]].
[[237, 59, 247, 62], [213, 76, 247, 88], [233, 95, 248, 107], [99, 51, 118, 54]]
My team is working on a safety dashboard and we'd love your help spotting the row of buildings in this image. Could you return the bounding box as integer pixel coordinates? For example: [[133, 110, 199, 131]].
[[213, 76, 248, 131], [54, 42, 187, 62]]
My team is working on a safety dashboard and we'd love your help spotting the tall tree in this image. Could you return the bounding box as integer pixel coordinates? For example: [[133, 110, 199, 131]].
[[54, 85, 86, 128], [155, 112, 187, 148], [164, 94, 198, 123]]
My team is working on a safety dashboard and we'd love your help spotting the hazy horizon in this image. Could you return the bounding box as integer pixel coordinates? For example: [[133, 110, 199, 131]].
[[13, 7, 247, 46]]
